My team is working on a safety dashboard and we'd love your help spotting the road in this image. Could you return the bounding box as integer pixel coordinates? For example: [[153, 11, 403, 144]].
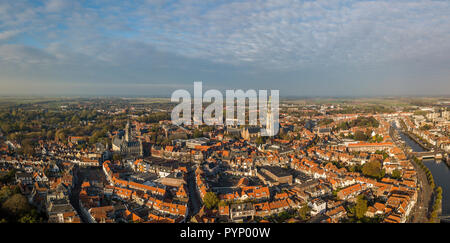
[[69, 165, 89, 223], [407, 156, 432, 223], [186, 165, 202, 220]]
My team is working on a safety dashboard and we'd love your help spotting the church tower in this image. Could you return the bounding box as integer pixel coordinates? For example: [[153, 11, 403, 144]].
[[266, 96, 274, 136], [125, 120, 131, 142]]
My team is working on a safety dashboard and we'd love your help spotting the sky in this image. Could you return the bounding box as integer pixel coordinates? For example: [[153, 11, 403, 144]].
[[0, 0, 449, 97]]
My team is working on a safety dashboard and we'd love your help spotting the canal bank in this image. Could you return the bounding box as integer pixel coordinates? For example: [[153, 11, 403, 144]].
[[397, 129, 450, 220]]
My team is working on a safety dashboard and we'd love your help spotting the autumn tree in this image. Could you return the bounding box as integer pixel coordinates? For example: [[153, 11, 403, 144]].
[[391, 169, 402, 180], [362, 160, 385, 179], [354, 194, 368, 219], [298, 203, 311, 220], [1, 193, 31, 216], [203, 192, 219, 209]]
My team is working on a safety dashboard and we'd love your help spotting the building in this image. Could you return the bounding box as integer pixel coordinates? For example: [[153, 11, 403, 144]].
[[230, 202, 255, 222], [112, 121, 143, 157], [347, 142, 394, 152], [241, 127, 261, 140], [257, 166, 293, 185], [265, 96, 277, 137]]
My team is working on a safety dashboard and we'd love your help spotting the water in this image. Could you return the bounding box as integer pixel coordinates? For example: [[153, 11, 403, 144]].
[[397, 129, 450, 216], [422, 159, 450, 216]]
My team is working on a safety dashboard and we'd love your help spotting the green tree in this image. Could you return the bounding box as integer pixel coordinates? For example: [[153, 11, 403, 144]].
[[192, 129, 203, 138], [361, 160, 385, 179], [354, 195, 368, 219], [0, 186, 15, 203], [391, 169, 402, 180], [218, 200, 228, 207], [298, 203, 311, 220], [18, 215, 37, 223], [203, 192, 219, 210], [21, 138, 35, 156], [1, 193, 31, 217]]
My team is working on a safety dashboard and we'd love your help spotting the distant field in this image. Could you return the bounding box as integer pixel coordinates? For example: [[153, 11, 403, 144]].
[[0, 96, 172, 106], [0, 96, 449, 107], [123, 97, 172, 104], [282, 97, 450, 106]]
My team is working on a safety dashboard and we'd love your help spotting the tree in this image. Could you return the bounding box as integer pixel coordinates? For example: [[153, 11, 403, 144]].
[[298, 203, 311, 220], [18, 215, 37, 223], [218, 200, 228, 207], [338, 122, 350, 130], [371, 134, 384, 143], [203, 192, 219, 210], [1, 193, 31, 217], [0, 186, 15, 204], [21, 138, 35, 156], [354, 131, 369, 141], [192, 129, 203, 138], [362, 160, 385, 179], [392, 169, 402, 180], [354, 195, 368, 219]]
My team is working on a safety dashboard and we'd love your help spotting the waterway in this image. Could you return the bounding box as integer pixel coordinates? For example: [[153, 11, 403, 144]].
[[397, 130, 450, 217]]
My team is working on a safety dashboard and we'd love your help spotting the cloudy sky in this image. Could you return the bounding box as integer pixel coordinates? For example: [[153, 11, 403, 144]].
[[0, 0, 449, 97]]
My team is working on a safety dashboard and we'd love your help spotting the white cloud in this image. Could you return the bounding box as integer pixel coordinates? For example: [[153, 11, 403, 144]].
[[45, 0, 71, 13], [0, 44, 56, 64], [1, 0, 450, 96], [0, 30, 21, 40]]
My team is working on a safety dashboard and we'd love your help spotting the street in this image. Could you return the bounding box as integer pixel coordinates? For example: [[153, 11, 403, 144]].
[[186, 166, 202, 219]]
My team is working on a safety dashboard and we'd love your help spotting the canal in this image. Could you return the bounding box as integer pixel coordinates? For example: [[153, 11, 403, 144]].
[[397, 129, 450, 217]]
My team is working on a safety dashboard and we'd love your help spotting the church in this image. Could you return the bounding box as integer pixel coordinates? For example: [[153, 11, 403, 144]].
[[112, 121, 143, 157]]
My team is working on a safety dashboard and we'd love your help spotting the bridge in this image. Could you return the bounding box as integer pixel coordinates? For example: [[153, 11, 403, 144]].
[[411, 151, 445, 160]]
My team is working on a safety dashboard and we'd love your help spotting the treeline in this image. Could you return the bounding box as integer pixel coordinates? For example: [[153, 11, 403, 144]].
[[429, 187, 443, 223], [138, 112, 171, 123], [327, 105, 394, 115], [411, 156, 442, 223], [412, 156, 435, 189], [337, 116, 380, 130], [0, 108, 118, 143]]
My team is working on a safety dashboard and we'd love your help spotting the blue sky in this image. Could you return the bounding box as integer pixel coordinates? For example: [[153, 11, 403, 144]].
[[0, 0, 449, 97]]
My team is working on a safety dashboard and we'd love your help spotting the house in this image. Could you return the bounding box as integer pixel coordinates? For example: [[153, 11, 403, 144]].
[[308, 198, 326, 216], [15, 172, 33, 185], [337, 184, 365, 200], [230, 203, 255, 222], [325, 205, 347, 223]]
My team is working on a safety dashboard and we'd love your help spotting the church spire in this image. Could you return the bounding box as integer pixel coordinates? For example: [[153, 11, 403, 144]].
[[266, 95, 274, 136], [125, 120, 130, 142]]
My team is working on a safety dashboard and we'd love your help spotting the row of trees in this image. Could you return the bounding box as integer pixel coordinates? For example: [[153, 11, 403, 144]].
[[328, 105, 394, 115], [337, 116, 380, 130], [429, 187, 443, 223], [411, 156, 442, 222], [412, 156, 435, 189]]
